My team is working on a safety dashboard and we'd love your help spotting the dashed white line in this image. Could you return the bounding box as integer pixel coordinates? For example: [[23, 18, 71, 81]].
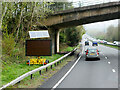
[[112, 69, 116, 72], [108, 62, 110, 64], [105, 57, 108, 59]]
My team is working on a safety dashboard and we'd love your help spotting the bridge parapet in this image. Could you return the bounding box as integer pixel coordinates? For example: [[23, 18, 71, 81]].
[[35, 1, 120, 29]]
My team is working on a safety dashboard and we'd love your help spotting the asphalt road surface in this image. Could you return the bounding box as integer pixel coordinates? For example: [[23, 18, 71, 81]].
[[39, 40, 118, 89], [56, 41, 118, 88]]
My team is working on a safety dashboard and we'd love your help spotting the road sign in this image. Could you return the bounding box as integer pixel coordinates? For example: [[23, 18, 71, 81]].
[[26, 39, 52, 56]]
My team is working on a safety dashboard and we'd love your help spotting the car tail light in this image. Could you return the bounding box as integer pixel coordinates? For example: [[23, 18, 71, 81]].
[[86, 50, 88, 55], [97, 50, 99, 55]]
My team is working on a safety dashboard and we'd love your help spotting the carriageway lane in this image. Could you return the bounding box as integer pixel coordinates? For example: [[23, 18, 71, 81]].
[[57, 44, 118, 88]]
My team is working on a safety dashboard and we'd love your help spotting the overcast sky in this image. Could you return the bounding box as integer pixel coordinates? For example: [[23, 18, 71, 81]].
[[84, 19, 119, 31]]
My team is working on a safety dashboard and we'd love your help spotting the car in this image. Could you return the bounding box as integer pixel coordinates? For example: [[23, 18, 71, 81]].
[[99, 40, 103, 43], [85, 41, 89, 46], [85, 48, 100, 60], [92, 41, 98, 46], [113, 41, 119, 45], [104, 41, 107, 44]]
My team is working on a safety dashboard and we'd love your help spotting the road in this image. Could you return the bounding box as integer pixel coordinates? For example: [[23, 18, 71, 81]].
[[39, 40, 118, 89], [56, 41, 118, 88]]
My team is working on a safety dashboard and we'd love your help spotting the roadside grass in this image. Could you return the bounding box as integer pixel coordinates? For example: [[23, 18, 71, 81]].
[[1, 44, 76, 88], [100, 43, 120, 50], [0, 39, 2, 87], [12, 55, 76, 88], [1, 54, 63, 87], [63, 47, 75, 52], [59, 43, 76, 52]]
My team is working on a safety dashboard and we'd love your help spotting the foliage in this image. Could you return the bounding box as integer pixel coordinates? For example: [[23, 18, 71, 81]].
[[1, 2, 54, 63], [2, 32, 15, 56], [49, 2, 73, 12], [2, 2, 54, 42], [60, 26, 85, 46], [87, 24, 119, 42], [106, 25, 118, 41], [63, 47, 75, 52]]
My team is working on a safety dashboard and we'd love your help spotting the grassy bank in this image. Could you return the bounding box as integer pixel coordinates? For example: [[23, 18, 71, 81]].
[[12, 55, 76, 88], [59, 43, 76, 52], [100, 43, 120, 50], [1, 54, 63, 87], [1, 43, 76, 88]]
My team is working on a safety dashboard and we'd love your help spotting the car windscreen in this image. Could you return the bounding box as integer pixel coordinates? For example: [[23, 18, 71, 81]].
[[88, 49, 97, 53]]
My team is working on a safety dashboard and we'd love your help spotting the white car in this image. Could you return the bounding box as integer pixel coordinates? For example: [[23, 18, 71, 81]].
[[113, 41, 119, 45]]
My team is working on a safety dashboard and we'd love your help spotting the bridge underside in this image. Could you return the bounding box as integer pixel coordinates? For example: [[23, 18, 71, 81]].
[[49, 12, 120, 29]]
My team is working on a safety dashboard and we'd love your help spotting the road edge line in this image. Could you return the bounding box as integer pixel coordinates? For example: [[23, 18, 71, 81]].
[[51, 46, 84, 89]]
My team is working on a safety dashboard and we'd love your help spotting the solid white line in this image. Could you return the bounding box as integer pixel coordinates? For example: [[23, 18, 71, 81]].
[[112, 69, 116, 72], [108, 62, 110, 64], [105, 57, 108, 59], [51, 46, 84, 90]]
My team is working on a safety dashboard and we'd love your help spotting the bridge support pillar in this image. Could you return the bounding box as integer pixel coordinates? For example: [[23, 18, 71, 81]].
[[48, 29, 60, 54]]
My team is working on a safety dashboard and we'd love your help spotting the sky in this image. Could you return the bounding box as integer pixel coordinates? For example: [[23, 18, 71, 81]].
[[84, 19, 119, 32]]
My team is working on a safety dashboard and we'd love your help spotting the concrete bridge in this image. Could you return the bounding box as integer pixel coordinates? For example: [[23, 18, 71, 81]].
[[35, 1, 120, 54]]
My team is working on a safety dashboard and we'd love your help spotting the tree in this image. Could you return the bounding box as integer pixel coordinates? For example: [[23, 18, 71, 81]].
[[49, 2, 73, 12], [106, 25, 118, 42], [2, 2, 53, 42], [60, 26, 85, 46]]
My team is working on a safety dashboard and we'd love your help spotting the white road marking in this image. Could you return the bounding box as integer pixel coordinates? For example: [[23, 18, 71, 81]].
[[51, 46, 84, 90], [108, 62, 110, 64], [105, 57, 108, 59], [112, 69, 116, 72]]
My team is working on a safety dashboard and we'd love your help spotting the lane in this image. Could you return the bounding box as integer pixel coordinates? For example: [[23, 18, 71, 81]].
[[98, 44, 118, 72], [57, 42, 118, 88]]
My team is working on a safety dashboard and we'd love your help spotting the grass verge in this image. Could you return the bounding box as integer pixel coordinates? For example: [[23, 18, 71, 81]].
[[11, 55, 76, 88], [1, 44, 77, 88], [59, 43, 76, 52], [100, 43, 120, 50], [1, 54, 63, 87]]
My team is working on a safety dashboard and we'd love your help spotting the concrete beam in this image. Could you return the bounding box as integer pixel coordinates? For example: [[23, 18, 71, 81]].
[[36, 1, 120, 29]]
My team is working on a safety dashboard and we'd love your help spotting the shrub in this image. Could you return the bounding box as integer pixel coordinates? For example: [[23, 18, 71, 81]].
[[2, 32, 15, 56]]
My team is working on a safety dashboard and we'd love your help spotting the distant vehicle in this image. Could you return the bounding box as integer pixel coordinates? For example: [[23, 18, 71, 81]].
[[92, 41, 98, 46], [104, 41, 107, 44], [99, 41, 104, 43], [85, 48, 100, 60], [113, 41, 119, 45], [85, 41, 89, 46]]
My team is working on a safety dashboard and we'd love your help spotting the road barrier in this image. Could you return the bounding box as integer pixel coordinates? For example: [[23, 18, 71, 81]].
[[0, 48, 77, 89], [100, 42, 120, 47]]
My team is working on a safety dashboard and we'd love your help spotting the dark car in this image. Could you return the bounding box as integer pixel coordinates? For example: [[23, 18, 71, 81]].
[[85, 41, 89, 46], [92, 41, 98, 46], [85, 48, 100, 60]]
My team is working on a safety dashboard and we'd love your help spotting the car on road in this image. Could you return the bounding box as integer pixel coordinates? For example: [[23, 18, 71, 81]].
[[85, 41, 89, 46], [92, 41, 98, 46], [103, 41, 107, 44], [85, 48, 100, 60], [113, 41, 119, 45], [99, 40, 104, 43]]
